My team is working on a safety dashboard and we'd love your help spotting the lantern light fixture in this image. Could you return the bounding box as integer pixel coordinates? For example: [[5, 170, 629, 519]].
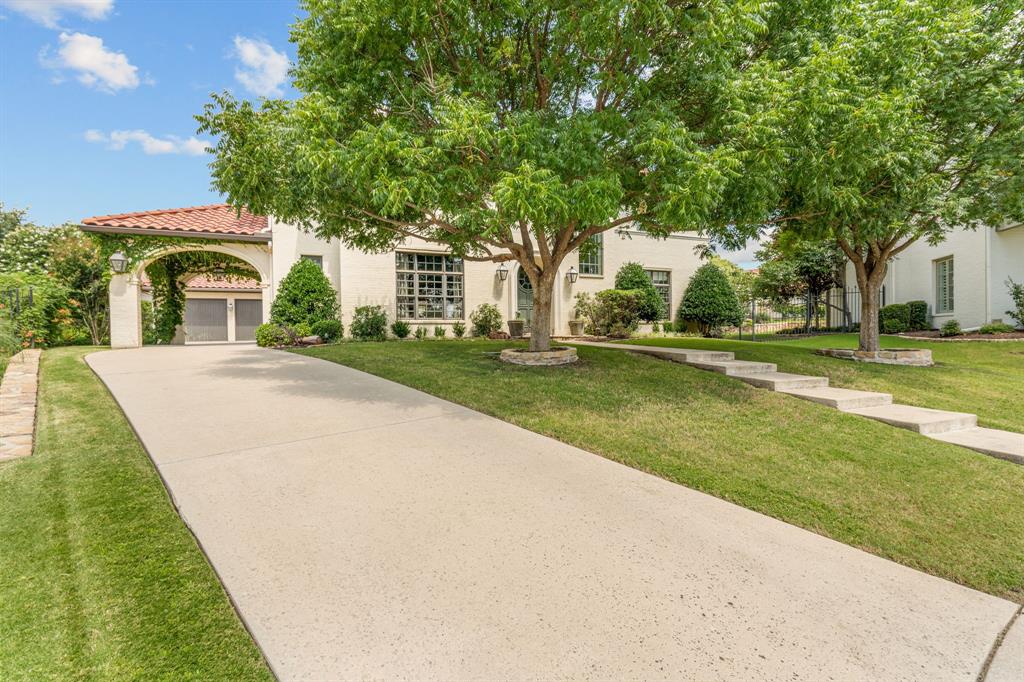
[[567, 266, 579, 284], [496, 262, 509, 281], [109, 251, 128, 273]]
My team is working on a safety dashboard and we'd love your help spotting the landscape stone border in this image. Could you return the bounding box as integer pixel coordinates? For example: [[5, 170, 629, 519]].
[[499, 346, 579, 366], [816, 347, 934, 367], [0, 349, 42, 462]]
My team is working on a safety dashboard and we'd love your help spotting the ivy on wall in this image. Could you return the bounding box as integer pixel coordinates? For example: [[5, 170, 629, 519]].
[[92, 234, 260, 343]]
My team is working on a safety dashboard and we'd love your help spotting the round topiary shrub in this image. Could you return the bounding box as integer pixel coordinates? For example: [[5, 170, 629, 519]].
[[350, 305, 388, 340], [677, 263, 743, 337], [390, 320, 411, 339], [614, 262, 666, 322], [270, 259, 339, 327], [311, 318, 343, 342], [470, 303, 502, 337], [255, 323, 294, 347]]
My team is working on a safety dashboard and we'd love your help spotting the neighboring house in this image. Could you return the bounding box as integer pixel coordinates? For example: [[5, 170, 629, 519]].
[[80, 203, 707, 347], [841, 224, 1023, 330]]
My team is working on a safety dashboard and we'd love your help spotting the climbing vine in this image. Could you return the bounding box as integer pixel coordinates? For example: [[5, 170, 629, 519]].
[[92, 234, 260, 343]]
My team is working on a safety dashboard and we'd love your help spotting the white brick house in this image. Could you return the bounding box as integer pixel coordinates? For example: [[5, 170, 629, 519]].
[[842, 224, 1024, 330], [81, 204, 707, 347]]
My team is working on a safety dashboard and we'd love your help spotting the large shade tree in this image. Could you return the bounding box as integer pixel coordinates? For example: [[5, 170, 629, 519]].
[[740, 0, 1024, 351], [197, 0, 830, 351]]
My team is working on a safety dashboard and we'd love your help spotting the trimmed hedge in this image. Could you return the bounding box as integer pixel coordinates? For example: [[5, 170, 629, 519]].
[[677, 264, 743, 337], [311, 318, 343, 342], [269, 259, 339, 327], [907, 300, 928, 330], [614, 262, 666, 322], [350, 305, 388, 340]]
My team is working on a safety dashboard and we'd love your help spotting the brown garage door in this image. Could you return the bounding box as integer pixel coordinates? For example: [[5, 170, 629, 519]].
[[234, 299, 263, 341], [184, 298, 228, 342]]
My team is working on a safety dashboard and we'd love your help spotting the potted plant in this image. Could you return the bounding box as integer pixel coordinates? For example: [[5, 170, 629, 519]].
[[507, 312, 525, 338], [568, 319, 585, 336]]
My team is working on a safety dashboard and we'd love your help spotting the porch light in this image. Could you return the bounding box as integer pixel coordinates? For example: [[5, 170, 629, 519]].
[[496, 262, 509, 281], [109, 251, 128, 273], [567, 266, 579, 284]]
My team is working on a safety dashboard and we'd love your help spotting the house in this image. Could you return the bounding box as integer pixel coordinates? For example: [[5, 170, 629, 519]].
[[80, 204, 708, 347], [841, 224, 1024, 330]]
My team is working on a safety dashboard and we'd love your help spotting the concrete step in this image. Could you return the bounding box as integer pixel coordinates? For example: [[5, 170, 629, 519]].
[[847, 404, 977, 435], [687, 359, 777, 376], [737, 372, 829, 391], [604, 344, 736, 363], [929, 427, 1024, 465], [779, 387, 893, 411]]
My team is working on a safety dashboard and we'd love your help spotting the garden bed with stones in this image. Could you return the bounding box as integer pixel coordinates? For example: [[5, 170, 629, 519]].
[[499, 346, 579, 366], [816, 347, 934, 366]]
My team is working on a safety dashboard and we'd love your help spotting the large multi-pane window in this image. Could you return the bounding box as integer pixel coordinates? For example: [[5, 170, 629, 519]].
[[579, 233, 603, 275], [396, 252, 464, 319], [935, 256, 954, 313], [644, 269, 671, 318]]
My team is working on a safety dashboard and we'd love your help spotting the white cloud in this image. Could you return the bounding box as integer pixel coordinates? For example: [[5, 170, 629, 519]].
[[2, 0, 113, 28], [85, 129, 210, 156], [232, 35, 288, 97], [43, 32, 139, 93]]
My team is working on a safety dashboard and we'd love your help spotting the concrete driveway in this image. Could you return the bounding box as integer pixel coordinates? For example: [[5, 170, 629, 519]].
[[86, 344, 1020, 681]]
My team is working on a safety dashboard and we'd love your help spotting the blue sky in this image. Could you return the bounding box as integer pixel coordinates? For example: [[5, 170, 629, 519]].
[[0, 0, 760, 267], [0, 0, 300, 226]]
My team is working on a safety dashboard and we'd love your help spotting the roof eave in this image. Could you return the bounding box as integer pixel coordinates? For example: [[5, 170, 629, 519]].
[[79, 223, 272, 243]]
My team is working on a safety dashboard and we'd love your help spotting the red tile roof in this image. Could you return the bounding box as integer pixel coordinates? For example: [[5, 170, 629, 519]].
[[81, 203, 268, 239], [184, 274, 261, 291]]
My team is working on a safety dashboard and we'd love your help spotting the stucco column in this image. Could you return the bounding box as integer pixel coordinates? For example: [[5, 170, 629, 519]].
[[261, 282, 272, 323], [109, 273, 142, 348]]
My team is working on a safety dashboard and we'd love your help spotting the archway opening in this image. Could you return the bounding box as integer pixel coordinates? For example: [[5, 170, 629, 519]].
[[142, 251, 261, 344]]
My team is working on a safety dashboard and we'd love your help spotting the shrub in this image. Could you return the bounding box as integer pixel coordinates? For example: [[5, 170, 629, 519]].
[[469, 303, 502, 336], [350, 305, 388, 340], [390, 320, 411, 338], [1007, 278, 1024, 329], [661, 320, 675, 333], [882, 317, 907, 334], [140, 300, 158, 345], [940, 319, 961, 337], [434, 325, 446, 338], [651, 321, 660, 333], [310, 318, 343, 342], [452, 321, 465, 338], [879, 303, 910, 333], [269, 259, 339, 327], [614, 262, 665, 322], [0, 271, 69, 348], [576, 289, 642, 337], [255, 323, 294, 347], [979, 322, 1015, 334], [907, 300, 928, 331], [414, 326, 427, 340], [677, 263, 743, 337], [291, 321, 313, 337]]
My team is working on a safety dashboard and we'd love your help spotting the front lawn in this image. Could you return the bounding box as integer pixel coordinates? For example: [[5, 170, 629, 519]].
[[299, 340, 1024, 602], [0, 348, 272, 681], [626, 333, 1024, 433]]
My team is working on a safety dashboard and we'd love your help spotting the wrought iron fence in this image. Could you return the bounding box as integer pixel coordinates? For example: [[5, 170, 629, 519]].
[[1, 286, 33, 318], [734, 286, 885, 341]]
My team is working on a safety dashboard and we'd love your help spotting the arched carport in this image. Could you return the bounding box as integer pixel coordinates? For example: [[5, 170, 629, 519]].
[[80, 204, 273, 348]]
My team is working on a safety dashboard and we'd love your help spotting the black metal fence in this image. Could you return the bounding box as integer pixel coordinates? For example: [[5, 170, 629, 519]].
[[1, 286, 33, 319], [733, 286, 884, 341]]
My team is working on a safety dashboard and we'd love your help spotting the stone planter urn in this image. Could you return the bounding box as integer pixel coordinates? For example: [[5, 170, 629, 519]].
[[568, 320, 585, 336], [507, 319, 525, 338]]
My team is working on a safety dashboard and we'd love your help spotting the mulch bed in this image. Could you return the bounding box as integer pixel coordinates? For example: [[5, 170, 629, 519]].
[[900, 331, 1024, 341]]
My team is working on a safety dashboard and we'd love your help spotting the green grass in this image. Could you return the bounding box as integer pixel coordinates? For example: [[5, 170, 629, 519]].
[[627, 333, 1024, 433], [298, 339, 1024, 602], [0, 347, 272, 681]]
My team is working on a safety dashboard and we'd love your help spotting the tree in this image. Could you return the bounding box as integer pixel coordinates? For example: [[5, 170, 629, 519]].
[[47, 230, 109, 344], [198, 1, 818, 352], [0, 223, 60, 273], [270, 259, 339, 327], [677, 263, 743, 337], [736, 0, 1024, 351], [753, 240, 842, 300], [614, 262, 665, 322], [708, 255, 755, 307], [0, 203, 29, 242]]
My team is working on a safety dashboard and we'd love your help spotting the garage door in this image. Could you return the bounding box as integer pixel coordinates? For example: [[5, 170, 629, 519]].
[[185, 299, 228, 342], [234, 299, 263, 341]]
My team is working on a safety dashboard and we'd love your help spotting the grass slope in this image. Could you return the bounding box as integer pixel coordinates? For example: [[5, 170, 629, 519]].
[[299, 340, 1024, 602], [627, 334, 1024, 433], [0, 348, 272, 681]]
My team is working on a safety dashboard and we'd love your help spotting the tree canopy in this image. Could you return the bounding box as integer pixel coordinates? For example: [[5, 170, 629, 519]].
[[197, 0, 829, 350]]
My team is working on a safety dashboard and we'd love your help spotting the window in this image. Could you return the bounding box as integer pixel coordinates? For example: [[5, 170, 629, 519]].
[[644, 269, 672, 318], [579, 233, 603, 276], [301, 254, 323, 269], [935, 257, 954, 313], [396, 252, 464, 319]]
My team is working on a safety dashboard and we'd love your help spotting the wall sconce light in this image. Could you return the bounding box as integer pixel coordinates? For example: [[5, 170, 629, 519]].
[[109, 251, 128, 273], [496, 262, 509, 281], [567, 266, 579, 284]]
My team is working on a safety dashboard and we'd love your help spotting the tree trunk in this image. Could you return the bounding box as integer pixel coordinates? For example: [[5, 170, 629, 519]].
[[854, 264, 887, 352], [528, 271, 555, 352]]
